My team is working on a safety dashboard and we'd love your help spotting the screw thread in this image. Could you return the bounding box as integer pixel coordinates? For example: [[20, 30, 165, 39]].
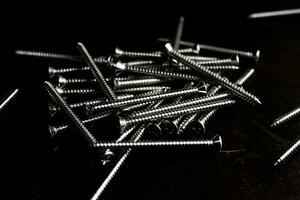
[[0, 89, 19, 112], [56, 87, 98, 95], [274, 138, 300, 166], [178, 64, 239, 71], [45, 81, 98, 145], [116, 86, 171, 93], [165, 43, 261, 105], [115, 48, 163, 59], [77, 43, 117, 100], [114, 78, 165, 89], [271, 106, 300, 127]]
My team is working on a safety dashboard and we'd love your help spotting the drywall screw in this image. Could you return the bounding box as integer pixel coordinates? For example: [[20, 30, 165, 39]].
[[270, 105, 300, 128], [90, 125, 146, 200], [119, 99, 235, 131], [49, 111, 112, 137], [55, 87, 98, 95], [49, 66, 90, 76], [123, 60, 156, 66], [115, 86, 171, 93], [164, 43, 261, 105], [114, 47, 164, 59], [178, 64, 239, 71], [121, 101, 154, 113], [89, 87, 206, 114], [114, 78, 166, 89], [130, 92, 229, 118], [113, 62, 201, 81], [15, 50, 109, 63], [157, 38, 260, 61], [184, 69, 255, 134], [44, 81, 98, 146], [274, 137, 300, 166], [94, 135, 222, 150], [186, 56, 239, 66], [0, 88, 19, 112], [77, 42, 117, 100], [173, 16, 184, 50]]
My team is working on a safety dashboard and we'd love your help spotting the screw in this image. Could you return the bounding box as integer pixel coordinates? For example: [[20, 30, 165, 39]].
[[0, 89, 19, 112], [164, 43, 261, 105], [49, 66, 91, 76], [114, 78, 167, 89], [77, 42, 117, 100], [173, 16, 184, 50], [49, 111, 112, 137], [274, 137, 300, 166], [113, 62, 201, 81], [55, 87, 98, 95], [44, 81, 98, 146], [15, 50, 109, 63], [115, 86, 171, 94], [119, 99, 235, 131], [184, 69, 255, 135], [186, 56, 239, 66], [122, 60, 156, 66], [114, 47, 164, 59], [270, 105, 300, 128], [157, 38, 260, 61], [89, 87, 206, 114], [94, 135, 222, 150], [178, 64, 239, 71]]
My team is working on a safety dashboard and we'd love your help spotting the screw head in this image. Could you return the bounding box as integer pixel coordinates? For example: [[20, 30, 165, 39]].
[[145, 123, 162, 138], [160, 120, 178, 136], [185, 120, 206, 136]]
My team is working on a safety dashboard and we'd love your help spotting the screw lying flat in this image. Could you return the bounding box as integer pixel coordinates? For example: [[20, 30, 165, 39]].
[[274, 138, 300, 166], [0, 89, 19, 112], [164, 43, 261, 105], [270, 105, 300, 128]]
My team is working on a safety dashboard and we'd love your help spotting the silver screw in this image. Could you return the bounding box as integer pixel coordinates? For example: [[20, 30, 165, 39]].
[[44, 81, 98, 146], [186, 56, 239, 66], [55, 87, 98, 95], [89, 87, 206, 114], [178, 64, 239, 72], [115, 86, 171, 94], [183, 69, 255, 134], [114, 78, 167, 89], [0, 89, 19, 112], [113, 62, 200, 81], [15, 50, 109, 63], [49, 111, 112, 137], [270, 105, 300, 128], [114, 47, 163, 59], [173, 16, 185, 50], [164, 43, 261, 105], [77, 42, 117, 100], [119, 99, 236, 131], [274, 138, 300, 166]]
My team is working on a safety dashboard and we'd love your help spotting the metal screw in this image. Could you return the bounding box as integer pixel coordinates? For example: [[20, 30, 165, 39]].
[[49, 111, 112, 137], [44, 81, 98, 146], [94, 135, 222, 150], [164, 43, 261, 105], [119, 99, 236, 131], [178, 64, 239, 72], [270, 105, 300, 128], [77, 42, 117, 100], [186, 56, 239, 66], [157, 38, 260, 61], [15, 50, 109, 63], [114, 47, 164, 59], [173, 16, 184, 50], [55, 87, 98, 95], [274, 137, 300, 166], [113, 62, 201, 81], [183, 69, 255, 134], [0, 89, 19, 112], [89, 87, 206, 114], [115, 86, 171, 94], [114, 78, 167, 89]]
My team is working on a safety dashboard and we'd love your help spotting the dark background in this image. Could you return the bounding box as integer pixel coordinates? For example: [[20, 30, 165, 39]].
[[2, 1, 300, 199]]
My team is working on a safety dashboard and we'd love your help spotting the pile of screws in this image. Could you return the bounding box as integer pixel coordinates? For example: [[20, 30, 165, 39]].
[[15, 17, 261, 199]]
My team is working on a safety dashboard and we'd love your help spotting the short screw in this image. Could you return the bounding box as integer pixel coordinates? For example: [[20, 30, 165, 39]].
[[270, 105, 300, 128], [274, 137, 300, 166], [77, 42, 117, 100], [0, 89, 19, 112], [164, 43, 261, 105]]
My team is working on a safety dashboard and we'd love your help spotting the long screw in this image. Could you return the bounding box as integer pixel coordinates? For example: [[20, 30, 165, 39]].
[[173, 16, 184, 50], [77, 42, 117, 100], [274, 138, 300, 166], [270, 105, 300, 127], [15, 50, 108, 63], [94, 136, 222, 150], [0, 89, 19, 112], [44, 81, 98, 146], [157, 38, 260, 61], [119, 99, 235, 130], [89, 87, 206, 114], [114, 78, 166, 89], [164, 43, 261, 105], [49, 111, 112, 137], [113, 62, 200, 81], [183, 69, 255, 134], [115, 86, 171, 93]]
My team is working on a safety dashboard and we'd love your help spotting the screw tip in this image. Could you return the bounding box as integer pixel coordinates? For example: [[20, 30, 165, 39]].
[[273, 160, 280, 167], [212, 135, 222, 152]]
